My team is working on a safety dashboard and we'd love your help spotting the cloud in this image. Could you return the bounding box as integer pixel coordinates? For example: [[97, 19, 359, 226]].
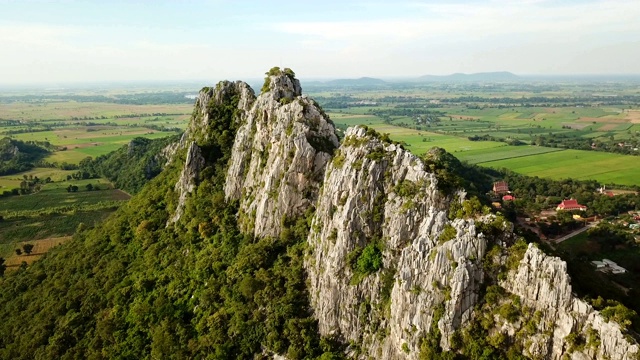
[[273, 0, 640, 42]]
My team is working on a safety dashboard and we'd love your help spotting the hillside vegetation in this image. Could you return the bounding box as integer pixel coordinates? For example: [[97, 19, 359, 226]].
[[0, 71, 637, 360], [0, 137, 50, 175]]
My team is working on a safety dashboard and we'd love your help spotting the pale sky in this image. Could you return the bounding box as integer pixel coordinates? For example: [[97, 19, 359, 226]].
[[1, 0, 639, 84]]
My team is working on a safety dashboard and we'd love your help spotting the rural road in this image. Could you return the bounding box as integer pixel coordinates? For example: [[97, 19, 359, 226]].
[[553, 221, 600, 244]]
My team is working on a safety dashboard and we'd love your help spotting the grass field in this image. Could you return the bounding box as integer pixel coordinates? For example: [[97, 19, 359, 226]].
[[0, 99, 191, 165], [0, 177, 126, 263], [323, 86, 640, 187], [0, 102, 193, 122], [479, 150, 640, 185], [330, 111, 640, 186], [0, 186, 129, 213], [456, 145, 564, 164], [8, 127, 178, 163]]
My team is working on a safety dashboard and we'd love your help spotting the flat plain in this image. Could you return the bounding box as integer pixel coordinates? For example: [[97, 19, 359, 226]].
[[314, 80, 640, 187]]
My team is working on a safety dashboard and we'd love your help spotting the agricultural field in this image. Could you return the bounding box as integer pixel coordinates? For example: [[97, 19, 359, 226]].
[[478, 150, 640, 186], [315, 81, 640, 187], [0, 87, 193, 266], [454, 145, 563, 164], [0, 92, 195, 165], [2, 237, 72, 270], [0, 171, 129, 263]]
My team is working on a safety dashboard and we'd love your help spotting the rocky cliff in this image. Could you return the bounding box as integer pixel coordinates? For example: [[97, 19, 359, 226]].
[[305, 126, 487, 359], [223, 69, 339, 238], [171, 68, 638, 359], [499, 244, 639, 360]]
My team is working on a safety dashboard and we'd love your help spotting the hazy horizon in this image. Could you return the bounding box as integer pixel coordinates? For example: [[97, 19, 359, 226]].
[[2, 0, 639, 85]]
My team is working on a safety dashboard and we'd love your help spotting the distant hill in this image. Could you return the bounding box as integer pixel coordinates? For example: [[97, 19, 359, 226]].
[[0, 137, 51, 176], [418, 71, 519, 82], [79, 135, 180, 194]]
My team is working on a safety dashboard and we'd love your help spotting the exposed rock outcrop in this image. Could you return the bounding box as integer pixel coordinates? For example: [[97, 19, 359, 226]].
[[501, 244, 639, 360], [187, 81, 255, 144], [159, 131, 188, 166], [224, 70, 339, 238], [306, 127, 486, 359], [168, 80, 255, 223], [169, 141, 205, 224]]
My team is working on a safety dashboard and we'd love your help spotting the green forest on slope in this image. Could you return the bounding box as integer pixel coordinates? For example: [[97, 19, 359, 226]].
[[78, 135, 181, 194], [0, 84, 345, 359], [0, 137, 51, 175]]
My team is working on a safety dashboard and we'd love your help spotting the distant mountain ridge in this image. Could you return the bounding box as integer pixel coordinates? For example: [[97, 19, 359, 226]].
[[418, 71, 519, 82]]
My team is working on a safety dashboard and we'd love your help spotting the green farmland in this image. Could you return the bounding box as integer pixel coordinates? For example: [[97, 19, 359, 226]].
[[319, 82, 640, 187], [478, 150, 640, 186], [455, 145, 564, 164]]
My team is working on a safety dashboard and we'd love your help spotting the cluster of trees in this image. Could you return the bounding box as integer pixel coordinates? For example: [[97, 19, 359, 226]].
[[531, 133, 639, 156], [14, 244, 34, 256], [468, 134, 525, 146], [488, 169, 640, 218], [438, 95, 640, 107], [370, 108, 445, 126], [65, 183, 98, 192]]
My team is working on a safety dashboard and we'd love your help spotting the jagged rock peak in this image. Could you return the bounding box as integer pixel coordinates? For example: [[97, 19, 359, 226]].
[[224, 67, 339, 238], [186, 80, 256, 145], [306, 125, 486, 358], [260, 67, 302, 101]]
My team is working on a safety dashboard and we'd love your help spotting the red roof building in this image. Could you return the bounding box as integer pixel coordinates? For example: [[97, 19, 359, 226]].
[[493, 181, 509, 194], [502, 195, 516, 201], [556, 199, 587, 211]]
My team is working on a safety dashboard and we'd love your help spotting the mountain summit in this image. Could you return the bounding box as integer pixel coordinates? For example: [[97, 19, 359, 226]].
[[0, 67, 636, 360]]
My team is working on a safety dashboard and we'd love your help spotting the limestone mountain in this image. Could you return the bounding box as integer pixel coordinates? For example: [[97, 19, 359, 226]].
[[0, 68, 637, 360]]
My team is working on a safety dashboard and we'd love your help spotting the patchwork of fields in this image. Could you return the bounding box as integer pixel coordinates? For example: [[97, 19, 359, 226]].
[[0, 101, 192, 164], [327, 104, 640, 187]]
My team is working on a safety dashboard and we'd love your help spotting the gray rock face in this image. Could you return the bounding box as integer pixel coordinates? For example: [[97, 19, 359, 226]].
[[306, 127, 486, 359], [167, 80, 255, 224], [502, 244, 639, 360], [159, 132, 189, 166], [169, 141, 204, 224], [224, 71, 338, 238]]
